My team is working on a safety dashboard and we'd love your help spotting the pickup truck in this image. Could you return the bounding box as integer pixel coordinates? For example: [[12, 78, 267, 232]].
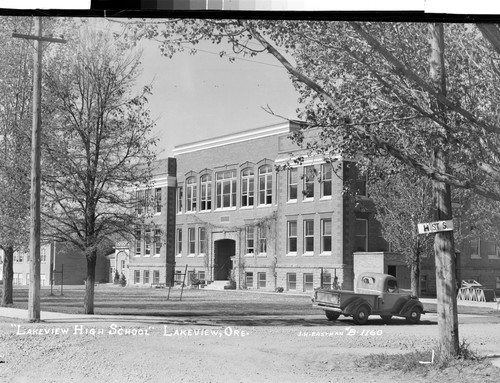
[[312, 272, 424, 325]]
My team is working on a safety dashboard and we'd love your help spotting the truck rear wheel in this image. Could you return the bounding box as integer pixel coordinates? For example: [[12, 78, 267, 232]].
[[406, 307, 421, 324], [325, 311, 340, 321], [353, 305, 370, 325]]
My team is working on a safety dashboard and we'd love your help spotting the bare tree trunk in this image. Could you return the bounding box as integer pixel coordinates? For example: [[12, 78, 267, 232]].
[[2, 246, 14, 306], [83, 250, 96, 314], [410, 254, 420, 297], [429, 23, 460, 357]]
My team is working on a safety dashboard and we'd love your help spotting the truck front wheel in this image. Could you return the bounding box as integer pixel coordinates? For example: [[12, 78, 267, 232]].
[[325, 311, 340, 321], [353, 305, 370, 325], [406, 307, 421, 324]]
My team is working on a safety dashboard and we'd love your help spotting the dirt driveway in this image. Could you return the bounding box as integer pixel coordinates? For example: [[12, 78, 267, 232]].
[[1, 310, 499, 383]]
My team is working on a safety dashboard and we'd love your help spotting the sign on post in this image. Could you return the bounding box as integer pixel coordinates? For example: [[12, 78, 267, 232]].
[[417, 220, 454, 234]]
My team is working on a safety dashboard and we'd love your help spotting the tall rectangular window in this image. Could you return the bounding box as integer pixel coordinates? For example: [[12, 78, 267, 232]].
[[241, 168, 255, 207], [258, 272, 266, 288], [287, 273, 297, 291], [258, 166, 273, 205], [304, 220, 314, 253], [303, 166, 315, 199], [321, 164, 332, 197], [470, 238, 480, 258], [246, 226, 255, 254], [188, 227, 196, 255], [288, 221, 297, 253], [186, 177, 197, 212], [145, 188, 152, 215], [177, 186, 183, 213], [321, 219, 332, 253], [288, 168, 297, 200], [135, 230, 142, 256], [258, 226, 267, 254], [354, 218, 368, 252], [134, 270, 140, 284], [200, 174, 212, 210], [153, 270, 160, 285], [216, 170, 237, 208], [154, 229, 162, 255], [199, 227, 207, 255], [41, 247, 46, 263], [135, 190, 145, 215], [176, 228, 182, 256], [303, 273, 314, 292], [143, 270, 150, 284], [155, 188, 162, 213], [245, 272, 254, 287], [144, 230, 151, 256]]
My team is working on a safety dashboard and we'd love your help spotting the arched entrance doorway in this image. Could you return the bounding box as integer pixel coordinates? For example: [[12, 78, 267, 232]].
[[214, 239, 235, 280]]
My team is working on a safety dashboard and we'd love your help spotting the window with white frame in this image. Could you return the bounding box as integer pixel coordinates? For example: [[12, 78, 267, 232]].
[[258, 226, 267, 254], [241, 168, 255, 207], [198, 227, 207, 255], [485, 241, 500, 259], [154, 229, 162, 255], [304, 220, 314, 253], [287, 273, 297, 291], [216, 170, 237, 208], [155, 187, 162, 213], [321, 164, 332, 197], [303, 273, 314, 292], [143, 270, 150, 284], [258, 165, 273, 205], [200, 174, 212, 210], [176, 228, 182, 256], [41, 247, 47, 262], [288, 168, 297, 201], [134, 270, 140, 284], [177, 186, 183, 213], [246, 226, 255, 254], [186, 177, 197, 212], [245, 272, 254, 287], [135, 230, 142, 256], [354, 218, 368, 252], [188, 227, 196, 255], [470, 238, 480, 259], [153, 270, 160, 285], [288, 221, 297, 253], [303, 166, 315, 199], [144, 230, 151, 256], [321, 219, 332, 253], [258, 272, 266, 288], [135, 190, 145, 215], [145, 188, 152, 215]]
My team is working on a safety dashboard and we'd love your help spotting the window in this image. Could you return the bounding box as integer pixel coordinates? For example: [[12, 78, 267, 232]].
[[246, 226, 255, 254], [216, 170, 237, 208], [303, 273, 314, 292], [121, 260, 125, 269], [175, 270, 183, 283], [135, 190, 145, 215], [198, 227, 207, 255], [322, 273, 332, 288], [176, 228, 182, 256], [143, 270, 150, 284], [155, 188, 162, 213], [153, 270, 160, 285], [303, 166, 315, 199], [421, 275, 428, 293], [188, 227, 196, 255], [186, 177, 197, 212], [304, 220, 314, 253], [41, 274, 46, 286], [496, 276, 500, 290], [470, 238, 480, 259], [485, 241, 500, 259], [198, 271, 205, 281], [200, 174, 212, 210], [321, 219, 332, 253], [288, 168, 297, 200], [41, 247, 47, 263], [321, 164, 332, 197], [154, 229, 162, 255], [135, 230, 142, 256], [354, 218, 368, 252], [258, 272, 266, 288], [287, 273, 297, 291], [177, 186, 183, 213], [288, 221, 297, 253], [144, 230, 151, 256], [134, 270, 140, 284], [258, 226, 267, 254], [245, 272, 253, 287], [241, 168, 255, 207], [145, 188, 152, 215], [258, 165, 273, 205]]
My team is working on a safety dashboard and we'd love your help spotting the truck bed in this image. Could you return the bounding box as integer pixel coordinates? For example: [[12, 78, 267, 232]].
[[314, 289, 379, 310]]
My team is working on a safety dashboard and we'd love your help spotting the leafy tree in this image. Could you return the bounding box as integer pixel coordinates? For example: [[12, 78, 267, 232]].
[[0, 17, 34, 306], [127, 18, 500, 356], [42, 23, 157, 314]]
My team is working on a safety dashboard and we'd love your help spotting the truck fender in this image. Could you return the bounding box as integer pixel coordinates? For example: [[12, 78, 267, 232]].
[[398, 298, 424, 317], [343, 297, 372, 316]]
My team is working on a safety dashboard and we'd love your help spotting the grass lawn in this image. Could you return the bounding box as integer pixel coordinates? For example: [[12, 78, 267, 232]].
[[2, 285, 317, 317]]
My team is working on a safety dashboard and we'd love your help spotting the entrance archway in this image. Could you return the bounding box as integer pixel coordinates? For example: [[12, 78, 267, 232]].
[[214, 239, 235, 280]]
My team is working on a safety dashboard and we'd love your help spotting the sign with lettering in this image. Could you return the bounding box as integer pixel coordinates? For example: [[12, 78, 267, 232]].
[[417, 220, 454, 234]]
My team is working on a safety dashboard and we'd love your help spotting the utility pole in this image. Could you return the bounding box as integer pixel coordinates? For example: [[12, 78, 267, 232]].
[[13, 16, 65, 322]]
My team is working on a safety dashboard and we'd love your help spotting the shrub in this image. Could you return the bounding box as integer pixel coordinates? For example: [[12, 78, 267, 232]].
[[119, 273, 127, 287], [275, 287, 284, 293]]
